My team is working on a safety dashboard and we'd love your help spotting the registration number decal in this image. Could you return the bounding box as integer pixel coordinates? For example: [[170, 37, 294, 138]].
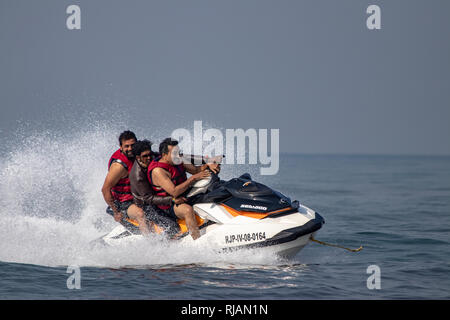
[[225, 232, 266, 244]]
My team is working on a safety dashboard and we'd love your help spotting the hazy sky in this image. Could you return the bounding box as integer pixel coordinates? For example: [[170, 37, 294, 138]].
[[1, 0, 449, 155]]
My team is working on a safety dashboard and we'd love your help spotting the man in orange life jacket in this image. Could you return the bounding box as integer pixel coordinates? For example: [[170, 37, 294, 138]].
[[101, 131, 151, 235], [148, 138, 220, 240]]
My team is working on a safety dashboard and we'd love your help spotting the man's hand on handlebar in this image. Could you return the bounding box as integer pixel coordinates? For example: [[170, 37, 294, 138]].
[[202, 156, 221, 174], [192, 170, 211, 181], [206, 162, 220, 174]]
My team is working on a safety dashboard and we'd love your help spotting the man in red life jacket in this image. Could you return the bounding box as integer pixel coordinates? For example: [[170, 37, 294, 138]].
[[148, 138, 220, 240], [129, 139, 183, 236], [101, 131, 151, 235]]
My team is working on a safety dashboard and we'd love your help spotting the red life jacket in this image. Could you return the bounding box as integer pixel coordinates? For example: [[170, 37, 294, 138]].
[[108, 149, 134, 202], [147, 158, 187, 210]]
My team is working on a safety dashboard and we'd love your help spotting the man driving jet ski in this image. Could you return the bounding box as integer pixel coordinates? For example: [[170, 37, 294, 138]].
[[147, 138, 220, 240]]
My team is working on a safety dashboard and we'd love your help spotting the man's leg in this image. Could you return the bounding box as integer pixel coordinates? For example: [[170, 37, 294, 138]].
[[145, 206, 180, 237], [172, 203, 200, 240], [127, 204, 151, 236]]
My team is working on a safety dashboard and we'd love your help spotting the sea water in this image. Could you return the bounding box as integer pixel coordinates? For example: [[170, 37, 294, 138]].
[[0, 121, 449, 299]]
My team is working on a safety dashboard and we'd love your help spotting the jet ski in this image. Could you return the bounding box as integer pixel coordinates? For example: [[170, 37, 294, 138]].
[[95, 172, 325, 259]]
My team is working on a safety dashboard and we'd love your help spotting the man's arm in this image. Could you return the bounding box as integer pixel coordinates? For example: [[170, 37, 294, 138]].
[[140, 193, 173, 207], [183, 163, 204, 175], [101, 162, 128, 221], [183, 161, 221, 175], [152, 167, 209, 198], [181, 155, 222, 175]]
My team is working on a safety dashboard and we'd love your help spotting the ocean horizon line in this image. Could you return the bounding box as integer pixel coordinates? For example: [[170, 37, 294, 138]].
[[279, 152, 450, 158]]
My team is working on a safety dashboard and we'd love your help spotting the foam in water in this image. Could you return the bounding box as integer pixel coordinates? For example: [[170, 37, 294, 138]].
[[0, 120, 280, 268]]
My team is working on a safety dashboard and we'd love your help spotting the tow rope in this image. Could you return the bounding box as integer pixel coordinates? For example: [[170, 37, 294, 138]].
[[310, 236, 363, 252]]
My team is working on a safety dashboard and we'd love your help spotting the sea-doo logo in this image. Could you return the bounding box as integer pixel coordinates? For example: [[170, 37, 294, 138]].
[[240, 204, 268, 211]]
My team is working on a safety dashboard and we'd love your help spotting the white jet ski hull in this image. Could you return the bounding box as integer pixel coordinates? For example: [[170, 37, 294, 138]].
[[97, 203, 324, 260]]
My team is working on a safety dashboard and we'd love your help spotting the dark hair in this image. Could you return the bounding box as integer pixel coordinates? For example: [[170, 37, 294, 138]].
[[118, 130, 137, 146], [159, 138, 178, 155], [132, 140, 153, 157]]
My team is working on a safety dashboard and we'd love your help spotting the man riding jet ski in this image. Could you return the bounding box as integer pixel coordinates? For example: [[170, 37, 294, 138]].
[[96, 153, 325, 259], [147, 138, 220, 240]]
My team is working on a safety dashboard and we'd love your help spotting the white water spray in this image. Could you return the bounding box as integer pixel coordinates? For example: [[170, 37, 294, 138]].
[[0, 121, 280, 268]]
